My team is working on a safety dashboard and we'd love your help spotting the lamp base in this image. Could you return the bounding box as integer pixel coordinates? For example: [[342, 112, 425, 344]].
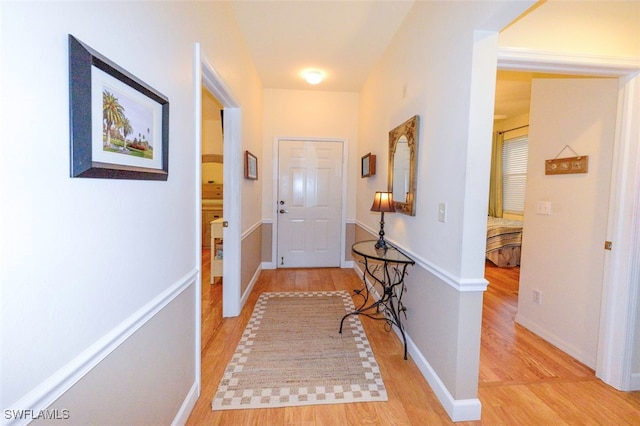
[[375, 211, 389, 250], [374, 238, 389, 250]]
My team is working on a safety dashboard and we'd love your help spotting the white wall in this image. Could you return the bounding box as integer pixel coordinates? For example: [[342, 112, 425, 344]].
[[0, 1, 262, 422], [237, 78, 264, 236], [261, 89, 359, 222], [357, 1, 533, 421], [517, 78, 618, 368], [636, 271, 640, 378]]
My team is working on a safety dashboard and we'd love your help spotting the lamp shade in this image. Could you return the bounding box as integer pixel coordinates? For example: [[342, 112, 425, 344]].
[[370, 191, 395, 213]]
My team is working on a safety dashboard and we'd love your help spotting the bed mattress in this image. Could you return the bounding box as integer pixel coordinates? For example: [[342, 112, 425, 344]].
[[486, 216, 523, 267]]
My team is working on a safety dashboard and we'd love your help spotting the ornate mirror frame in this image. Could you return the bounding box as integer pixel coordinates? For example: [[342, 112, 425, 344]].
[[388, 115, 419, 216]]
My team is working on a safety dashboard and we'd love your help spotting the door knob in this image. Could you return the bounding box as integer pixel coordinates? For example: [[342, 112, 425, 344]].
[[279, 209, 289, 214]]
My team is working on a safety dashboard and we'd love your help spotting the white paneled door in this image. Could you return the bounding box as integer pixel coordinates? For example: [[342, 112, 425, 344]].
[[277, 140, 343, 267]]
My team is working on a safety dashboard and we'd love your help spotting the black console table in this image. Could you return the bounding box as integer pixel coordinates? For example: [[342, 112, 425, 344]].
[[340, 240, 415, 360]]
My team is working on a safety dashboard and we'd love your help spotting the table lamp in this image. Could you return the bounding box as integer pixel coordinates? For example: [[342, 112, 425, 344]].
[[371, 191, 395, 249]]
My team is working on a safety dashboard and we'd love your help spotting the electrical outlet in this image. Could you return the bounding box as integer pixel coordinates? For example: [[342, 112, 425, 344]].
[[533, 289, 542, 304]]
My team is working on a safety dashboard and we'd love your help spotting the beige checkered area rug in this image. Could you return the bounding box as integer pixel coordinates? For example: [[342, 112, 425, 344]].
[[211, 291, 387, 410]]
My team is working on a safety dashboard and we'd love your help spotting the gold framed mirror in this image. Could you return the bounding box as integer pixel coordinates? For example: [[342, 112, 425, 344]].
[[388, 115, 419, 216]]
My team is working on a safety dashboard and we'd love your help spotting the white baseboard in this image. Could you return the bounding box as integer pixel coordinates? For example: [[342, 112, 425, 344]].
[[406, 334, 481, 421], [262, 261, 348, 270], [172, 381, 199, 426], [630, 373, 640, 391], [3, 269, 199, 426], [261, 261, 276, 270], [351, 262, 481, 422], [515, 313, 596, 369], [241, 264, 262, 308]]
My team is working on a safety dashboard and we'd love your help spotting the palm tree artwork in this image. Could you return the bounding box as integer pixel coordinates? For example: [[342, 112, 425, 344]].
[[101, 88, 154, 159], [103, 90, 124, 149], [120, 117, 133, 151]]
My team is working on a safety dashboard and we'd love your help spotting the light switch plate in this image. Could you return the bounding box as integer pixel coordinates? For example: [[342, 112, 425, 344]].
[[536, 201, 551, 215], [438, 202, 447, 223]]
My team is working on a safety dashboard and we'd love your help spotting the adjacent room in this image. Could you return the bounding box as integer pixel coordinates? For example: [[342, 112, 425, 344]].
[[481, 69, 620, 390]]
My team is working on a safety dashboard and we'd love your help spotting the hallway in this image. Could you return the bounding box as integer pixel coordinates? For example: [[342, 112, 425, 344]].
[[188, 259, 640, 424]]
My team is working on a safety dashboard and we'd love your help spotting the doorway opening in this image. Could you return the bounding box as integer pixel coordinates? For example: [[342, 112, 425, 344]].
[[486, 50, 640, 390], [194, 42, 243, 394], [487, 71, 604, 285], [200, 86, 224, 348], [197, 46, 242, 318]]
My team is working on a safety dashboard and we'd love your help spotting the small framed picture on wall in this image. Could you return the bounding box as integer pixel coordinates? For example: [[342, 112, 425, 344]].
[[245, 150, 258, 180], [68, 35, 169, 181], [361, 153, 376, 178]]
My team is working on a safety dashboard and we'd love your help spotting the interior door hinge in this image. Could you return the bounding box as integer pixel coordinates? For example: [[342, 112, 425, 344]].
[[604, 241, 613, 250]]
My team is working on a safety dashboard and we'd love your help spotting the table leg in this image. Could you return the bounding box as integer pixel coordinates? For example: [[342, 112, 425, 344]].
[[340, 260, 409, 360]]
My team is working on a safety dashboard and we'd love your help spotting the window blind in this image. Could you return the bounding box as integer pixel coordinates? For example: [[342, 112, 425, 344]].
[[502, 136, 528, 213]]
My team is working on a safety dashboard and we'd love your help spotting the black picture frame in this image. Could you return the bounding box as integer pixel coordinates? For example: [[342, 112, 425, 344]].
[[361, 153, 376, 178], [245, 151, 258, 180], [69, 35, 169, 180]]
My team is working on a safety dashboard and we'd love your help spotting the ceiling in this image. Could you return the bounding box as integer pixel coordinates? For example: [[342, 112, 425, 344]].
[[494, 71, 534, 120], [494, 71, 601, 120], [230, 1, 414, 92], [229, 2, 542, 120]]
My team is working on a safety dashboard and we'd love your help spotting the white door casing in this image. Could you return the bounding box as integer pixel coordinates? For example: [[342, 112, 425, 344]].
[[277, 140, 343, 268], [194, 42, 242, 402], [198, 50, 241, 318]]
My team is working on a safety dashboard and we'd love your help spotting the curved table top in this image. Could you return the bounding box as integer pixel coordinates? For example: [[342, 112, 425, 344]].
[[352, 240, 415, 264]]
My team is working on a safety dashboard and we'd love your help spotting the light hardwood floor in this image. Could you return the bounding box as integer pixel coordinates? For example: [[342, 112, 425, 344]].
[[187, 252, 640, 425]]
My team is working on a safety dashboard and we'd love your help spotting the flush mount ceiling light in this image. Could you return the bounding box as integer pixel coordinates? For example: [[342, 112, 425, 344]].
[[303, 70, 324, 85]]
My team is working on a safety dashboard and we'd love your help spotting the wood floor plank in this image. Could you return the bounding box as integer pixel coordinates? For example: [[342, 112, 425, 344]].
[[480, 261, 594, 385], [186, 259, 640, 425], [283, 405, 315, 425], [370, 400, 412, 426]]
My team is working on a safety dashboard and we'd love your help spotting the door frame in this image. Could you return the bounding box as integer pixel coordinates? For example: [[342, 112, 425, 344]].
[[272, 137, 349, 268], [194, 43, 243, 394], [496, 47, 640, 390]]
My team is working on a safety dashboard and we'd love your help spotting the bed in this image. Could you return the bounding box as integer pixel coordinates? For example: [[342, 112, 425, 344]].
[[486, 216, 523, 267]]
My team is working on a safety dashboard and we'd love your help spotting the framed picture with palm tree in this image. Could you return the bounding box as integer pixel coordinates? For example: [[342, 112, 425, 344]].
[[69, 35, 169, 180]]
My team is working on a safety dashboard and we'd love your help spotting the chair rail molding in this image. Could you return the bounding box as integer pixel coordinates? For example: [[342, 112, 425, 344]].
[[354, 220, 488, 292], [4, 269, 198, 426]]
